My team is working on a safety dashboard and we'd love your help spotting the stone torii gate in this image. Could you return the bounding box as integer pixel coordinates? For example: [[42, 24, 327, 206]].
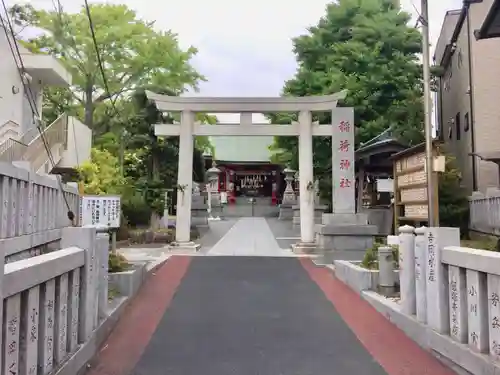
[[146, 91, 355, 252]]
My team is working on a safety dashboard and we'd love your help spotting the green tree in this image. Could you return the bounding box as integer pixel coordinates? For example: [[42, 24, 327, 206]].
[[439, 155, 469, 236], [14, 3, 204, 129], [78, 148, 125, 194], [270, 0, 424, 202]]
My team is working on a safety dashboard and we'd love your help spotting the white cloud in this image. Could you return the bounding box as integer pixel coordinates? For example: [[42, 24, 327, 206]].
[[17, 0, 463, 99]]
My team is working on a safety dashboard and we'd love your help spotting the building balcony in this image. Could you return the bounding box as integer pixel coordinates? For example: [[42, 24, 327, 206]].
[[19, 52, 72, 87]]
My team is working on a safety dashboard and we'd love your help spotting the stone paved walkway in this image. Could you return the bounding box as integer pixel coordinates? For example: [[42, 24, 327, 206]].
[[206, 217, 295, 256]]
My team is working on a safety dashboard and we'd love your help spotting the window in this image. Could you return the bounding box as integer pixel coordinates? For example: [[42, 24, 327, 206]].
[[456, 112, 461, 140], [464, 112, 470, 132]]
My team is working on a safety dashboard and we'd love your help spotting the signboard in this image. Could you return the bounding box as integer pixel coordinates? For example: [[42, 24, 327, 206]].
[[396, 151, 428, 219], [376, 178, 394, 193], [80, 195, 121, 228], [392, 142, 440, 228]]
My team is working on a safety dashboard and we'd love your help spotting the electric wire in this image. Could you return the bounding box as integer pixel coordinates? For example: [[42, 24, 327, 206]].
[[83, 0, 120, 116], [0, 1, 74, 221]]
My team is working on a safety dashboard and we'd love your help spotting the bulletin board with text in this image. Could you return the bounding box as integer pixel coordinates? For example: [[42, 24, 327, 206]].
[[392, 142, 440, 230]]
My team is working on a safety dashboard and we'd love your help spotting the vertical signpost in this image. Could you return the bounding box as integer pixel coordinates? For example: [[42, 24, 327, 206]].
[[332, 108, 355, 214]]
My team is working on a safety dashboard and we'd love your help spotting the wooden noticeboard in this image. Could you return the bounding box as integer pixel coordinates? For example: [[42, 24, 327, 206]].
[[392, 142, 440, 230]]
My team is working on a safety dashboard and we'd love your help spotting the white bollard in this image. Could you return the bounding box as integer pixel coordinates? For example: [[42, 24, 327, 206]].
[[414, 226, 427, 323], [398, 225, 416, 315], [378, 246, 395, 296]]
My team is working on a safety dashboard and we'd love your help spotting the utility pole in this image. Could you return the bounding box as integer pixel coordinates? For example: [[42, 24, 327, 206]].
[[421, 0, 436, 226]]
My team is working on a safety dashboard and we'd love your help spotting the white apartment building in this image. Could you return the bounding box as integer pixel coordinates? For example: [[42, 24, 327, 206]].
[[0, 25, 91, 174]]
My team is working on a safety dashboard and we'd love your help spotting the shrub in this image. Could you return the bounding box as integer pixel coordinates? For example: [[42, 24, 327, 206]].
[[361, 243, 399, 270], [122, 193, 152, 227], [108, 252, 130, 273]]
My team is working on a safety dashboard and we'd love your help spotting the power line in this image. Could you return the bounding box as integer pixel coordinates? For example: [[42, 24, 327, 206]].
[[83, 0, 120, 117], [0, 1, 74, 222]]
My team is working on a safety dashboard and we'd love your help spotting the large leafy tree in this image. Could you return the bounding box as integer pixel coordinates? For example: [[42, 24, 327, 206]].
[[270, 0, 424, 201], [13, 3, 204, 129]]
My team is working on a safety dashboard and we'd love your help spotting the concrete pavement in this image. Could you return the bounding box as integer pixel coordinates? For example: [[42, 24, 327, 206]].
[[87, 256, 457, 375]]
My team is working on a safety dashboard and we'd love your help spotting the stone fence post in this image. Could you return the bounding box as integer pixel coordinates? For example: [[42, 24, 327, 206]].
[[399, 225, 416, 315], [414, 226, 427, 323], [95, 227, 110, 322], [0, 241, 5, 371], [426, 227, 460, 334], [61, 226, 98, 342]]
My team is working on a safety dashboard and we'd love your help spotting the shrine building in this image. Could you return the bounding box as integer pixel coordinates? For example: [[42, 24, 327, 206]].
[[203, 135, 285, 205]]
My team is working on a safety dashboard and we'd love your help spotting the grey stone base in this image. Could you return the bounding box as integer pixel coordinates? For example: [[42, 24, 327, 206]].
[[334, 260, 400, 293], [315, 223, 377, 251], [291, 242, 318, 254], [191, 201, 208, 227], [278, 204, 294, 220], [167, 241, 201, 252], [108, 263, 147, 297], [292, 204, 328, 226], [319, 249, 368, 263], [321, 212, 369, 225]]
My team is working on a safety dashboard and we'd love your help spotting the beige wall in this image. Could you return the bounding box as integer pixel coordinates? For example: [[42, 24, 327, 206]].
[[437, 0, 500, 193], [470, 0, 500, 191], [439, 11, 474, 192], [57, 117, 92, 169]]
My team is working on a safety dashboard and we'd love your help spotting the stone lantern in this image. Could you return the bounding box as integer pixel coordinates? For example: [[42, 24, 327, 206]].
[[282, 167, 297, 205], [278, 167, 297, 221], [206, 165, 221, 220]]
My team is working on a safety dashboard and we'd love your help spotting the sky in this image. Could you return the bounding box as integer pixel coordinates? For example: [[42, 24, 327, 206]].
[[12, 0, 463, 125], [16, 0, 462, 98]]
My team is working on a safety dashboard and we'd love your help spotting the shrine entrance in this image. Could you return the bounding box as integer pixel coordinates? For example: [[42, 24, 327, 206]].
[[146, 91, 355, 251]]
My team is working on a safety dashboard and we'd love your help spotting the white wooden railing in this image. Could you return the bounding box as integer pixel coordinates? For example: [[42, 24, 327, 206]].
[[0, 162, 79, 263], [397, 225, 500, 362], [0, 114, 68, 169], [0, 226, 109, 375], [469, 188, 500, 236]]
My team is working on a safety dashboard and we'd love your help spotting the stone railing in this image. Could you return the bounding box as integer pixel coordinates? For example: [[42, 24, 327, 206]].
[[469, 188, 500, 235], [0, 162, 79, 263], [396, 225, 500, 370], [1, 226, 109, 375]]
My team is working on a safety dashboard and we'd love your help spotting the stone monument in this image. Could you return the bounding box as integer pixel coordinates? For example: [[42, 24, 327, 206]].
[[278, 167, 297, 220], [191, 182, 208, 227], [315, 116, 377, 262]]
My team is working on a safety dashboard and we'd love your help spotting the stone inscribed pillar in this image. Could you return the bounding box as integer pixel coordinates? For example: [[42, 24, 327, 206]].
[[488, 274, 500, 359], [426, 227, 460, 334], [414, 227, 427, 323], [467, 269, 488, 352], [332, 107, 355, 214], [449, 265, 467, 343]]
